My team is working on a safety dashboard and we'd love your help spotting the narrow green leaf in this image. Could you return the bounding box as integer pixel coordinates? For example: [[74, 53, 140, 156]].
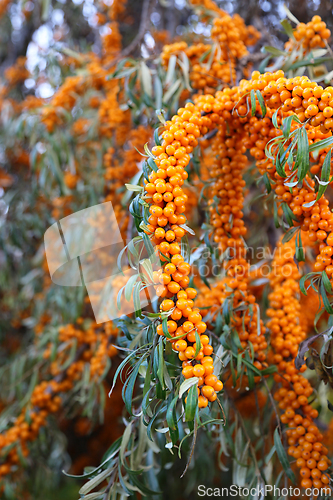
[[165, 54, 177, 86], [194, 330, 202, 358], [79, 468, 112, 495], [250, 89, 256, 116], [256, 90, 266, 117], [166, 395, 179, 431], [125, 274, 139, 302], [162, 317, 172, 339], [244, 352, 254, 389], [309, 136, 333, 154], [274, 428, 295, 484], [281, 226, 299, 244], [123, 356, 146, 415], [179, 377, 199, 399], [263, 172, 271, 193], [263, 46, 287, 57], [320, 279, 333, 314], [185, 384, 198, 422], [133, 281, 142, 317], [154, 127, 161, 146], [322, 271, 333, 294], [157, 341, 165, 389], [283, 5, 300, 25], [316, 150, 332, 201], [142, 233, 155, 258], [295, 230, 305, 262], [147, 157, 158, 172], [281, 19, 295, 39]]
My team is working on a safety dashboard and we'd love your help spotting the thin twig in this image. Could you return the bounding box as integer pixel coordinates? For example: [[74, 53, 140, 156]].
[[106, 0, 152, 70], [102, 466, 118, 500], [180, 417, 198, 478], [262, 378, 282, 436]]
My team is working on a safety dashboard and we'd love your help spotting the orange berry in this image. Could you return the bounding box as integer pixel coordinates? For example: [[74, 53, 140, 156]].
[[205, 374, 217, 386], [203, 344, 213, 356], [182, 366, 194, 378], [174, 339, 187, 352], [176, 299, 188, 310], [193, 364, 205, 377], [198, 395, 208, 408], [171, 308, 182, 320], [183, 321, 194, 332], [167, 281, 181, 294], [167, 320, 177, 333], [318, 460, 328, 471], [185, 346, 196, 359], [159, 273, 171, 285], [155, 228, 165, 239], [161, 299, 174, 311], [214, 380, 223, 392], [165, 230, 176, 241], [186, 287, 197, 299], [164, 263, 176, 275]]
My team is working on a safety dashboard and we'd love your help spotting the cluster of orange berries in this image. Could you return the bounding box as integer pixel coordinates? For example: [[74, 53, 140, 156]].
[[161, 41, 236, 90], [211, 15, 256, 60], [209, 128, 248, 251], [0, 380, 62, 480], [142, 102, 223, 407], [239, 70, 333, 134], [101, 22, 122, 62], [243, 111, 333, 286], [64, 171, 79, 189], [135, 60, 333, 491], [190, 0, 260, 49], [267, 238, 331, 491], [40, 20, 126, 133], [3, 57, 29, 87], [98, 84, 131, 141], [143, 67, 333, 412], [161, 9, 259, 92], [94, 0, 128, 25], [41, 76, 84, 132], [194, 126, 267, 367], [53, 320, 118, 379], [285, 16, 331, 52]]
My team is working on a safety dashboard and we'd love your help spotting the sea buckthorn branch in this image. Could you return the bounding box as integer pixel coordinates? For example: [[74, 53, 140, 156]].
[[132, 68, 333, 413], [243, 105, 333, 316], [161, 1, 260, 92], [195, 124, 268, 373], [267, 236, 332, 491], [116, 105, 225, 417], [175, 69, 333, 486], [285, 15, 331, 53], [259, 15, 332, 80]]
